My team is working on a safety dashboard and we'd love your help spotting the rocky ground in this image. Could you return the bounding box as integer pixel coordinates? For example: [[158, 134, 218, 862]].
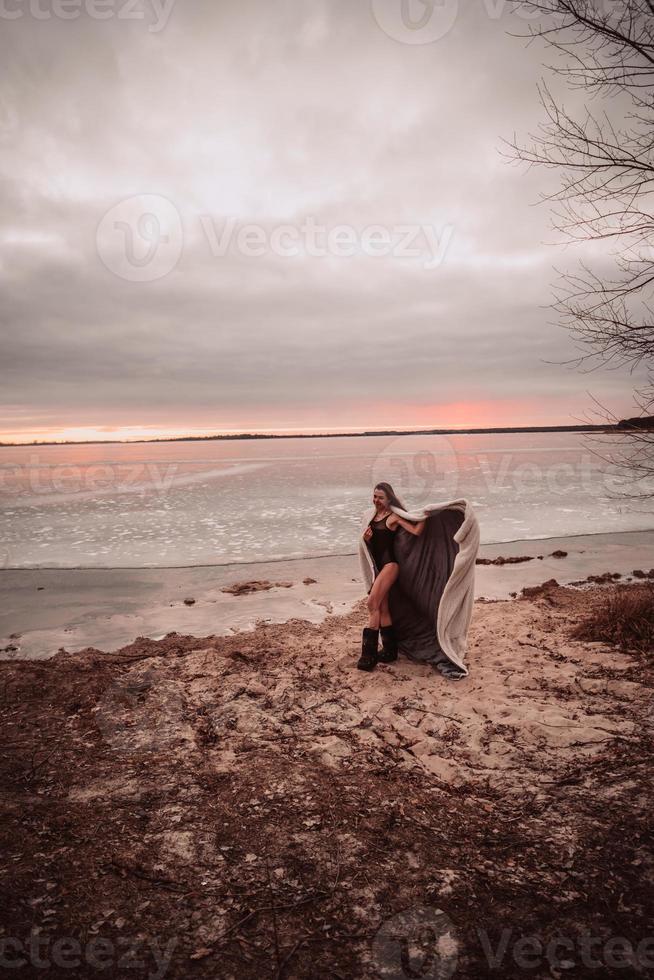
[[1, 582, 653, 979]]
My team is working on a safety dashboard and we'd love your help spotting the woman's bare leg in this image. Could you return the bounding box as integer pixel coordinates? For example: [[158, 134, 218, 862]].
[[380, 595, 392, 628], [367, 563, 399, 629]]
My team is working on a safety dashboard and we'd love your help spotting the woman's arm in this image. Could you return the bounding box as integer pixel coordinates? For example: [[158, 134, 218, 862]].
[[389, 515, 426, 536]]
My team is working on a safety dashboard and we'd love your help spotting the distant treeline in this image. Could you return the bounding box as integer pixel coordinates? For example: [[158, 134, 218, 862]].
[[616, 416, 654, 431], [0, 422, 640, 448]]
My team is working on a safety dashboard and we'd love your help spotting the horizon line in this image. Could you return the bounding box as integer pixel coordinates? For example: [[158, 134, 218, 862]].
[[0, 421, 625, 448]]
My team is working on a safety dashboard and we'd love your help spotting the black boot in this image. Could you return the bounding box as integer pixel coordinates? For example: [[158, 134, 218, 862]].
[[378, 624, 398, 663], [356, 627, 379, 671]]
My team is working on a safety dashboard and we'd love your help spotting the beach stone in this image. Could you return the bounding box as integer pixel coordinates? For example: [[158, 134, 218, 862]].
[[222, 580, 293, 595], [477, 555, 533, 565]]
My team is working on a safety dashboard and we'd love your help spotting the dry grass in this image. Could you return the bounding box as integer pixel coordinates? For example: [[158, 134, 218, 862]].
[[571, 583, 654, 655]]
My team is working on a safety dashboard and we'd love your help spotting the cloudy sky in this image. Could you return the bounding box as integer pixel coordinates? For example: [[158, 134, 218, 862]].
[[0, 0, 643, 442]]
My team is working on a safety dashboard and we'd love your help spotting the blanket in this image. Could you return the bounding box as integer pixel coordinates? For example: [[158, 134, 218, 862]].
[[358, 499, 480, 675]]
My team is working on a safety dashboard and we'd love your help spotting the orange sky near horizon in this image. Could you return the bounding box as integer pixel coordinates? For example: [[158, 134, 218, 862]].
[[0, 396, 601, 445]]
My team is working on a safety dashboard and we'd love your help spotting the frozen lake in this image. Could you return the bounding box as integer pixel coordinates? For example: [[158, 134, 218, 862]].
[[1, 431, 653, 568]]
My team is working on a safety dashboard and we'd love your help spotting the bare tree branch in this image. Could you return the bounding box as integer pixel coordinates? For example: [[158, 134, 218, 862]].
[[507, 0, 654, 497]]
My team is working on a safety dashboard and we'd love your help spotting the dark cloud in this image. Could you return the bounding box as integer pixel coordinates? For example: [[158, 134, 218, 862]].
[[0, 0, 642, 438]]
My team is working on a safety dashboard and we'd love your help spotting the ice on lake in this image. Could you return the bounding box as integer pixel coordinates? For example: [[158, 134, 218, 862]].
[[1, 431, 653, 568]]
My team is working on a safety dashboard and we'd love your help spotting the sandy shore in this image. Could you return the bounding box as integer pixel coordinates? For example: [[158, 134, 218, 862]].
[[2, 528, 653, 659], [1, 577, 652, 978]]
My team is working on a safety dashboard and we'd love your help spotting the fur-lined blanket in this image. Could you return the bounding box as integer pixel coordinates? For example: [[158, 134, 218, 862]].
[[358, 499, 480, 675]]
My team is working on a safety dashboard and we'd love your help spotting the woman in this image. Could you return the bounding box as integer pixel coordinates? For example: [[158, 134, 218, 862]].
[[357, 482, 426, 671]]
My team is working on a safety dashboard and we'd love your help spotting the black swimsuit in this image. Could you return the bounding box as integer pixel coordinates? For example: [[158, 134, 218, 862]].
[[368, 514, 397, 570]]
